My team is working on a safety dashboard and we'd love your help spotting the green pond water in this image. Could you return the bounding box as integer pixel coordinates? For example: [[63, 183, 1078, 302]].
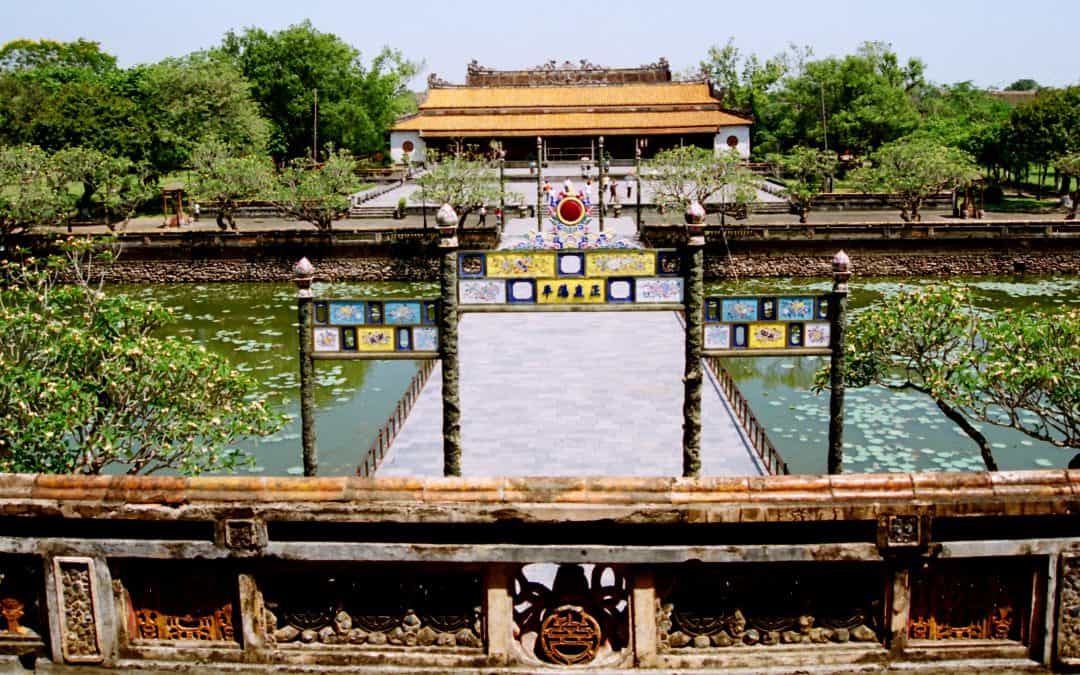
[[122, 274, 1078, 476]]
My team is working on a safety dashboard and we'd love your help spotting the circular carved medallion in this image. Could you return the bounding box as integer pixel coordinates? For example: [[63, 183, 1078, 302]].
[[402, 140, 414, 153], [726, 135, 739, 148], [556, 196, 586, 226], [539, 605, 602, 666]]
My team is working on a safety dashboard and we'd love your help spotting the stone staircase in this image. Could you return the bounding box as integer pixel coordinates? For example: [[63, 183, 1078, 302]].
[[749, 201, 793, 215], [348, 205, 398, 219]]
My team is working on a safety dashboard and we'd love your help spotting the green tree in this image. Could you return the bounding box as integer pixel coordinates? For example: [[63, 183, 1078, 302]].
[[850, 137, 980, 222], [916, 82, 1011, 172], [133, 54, 268, 171], [0, 242, 280, 474], [764, 42, 925, 156], [411, 150, 515, 226], [1001, 86, 1080, 190], [190, 138, 274, 230], [1005, 78, 1039, 91], [0, 144, 73, 235], [697, 38, 804, 157], [1055, 152, 1080, 220], [0, 38, 116, 73], [643, 146, 758, 220], [816, 285, 1080, 471], [775, 147, 837, 223], [217, 21, 418, 159], [51, 147, 151, 227], [272, 150, 357, 231]]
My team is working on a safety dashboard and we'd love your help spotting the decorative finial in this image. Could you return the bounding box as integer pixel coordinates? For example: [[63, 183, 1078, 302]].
[[435, 203, 458, 229], [684, 201, 707, 225], [293, 257, 315, 293]]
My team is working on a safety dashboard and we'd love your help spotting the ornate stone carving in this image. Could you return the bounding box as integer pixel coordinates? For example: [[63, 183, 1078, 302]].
[[122, 565, 237, 643], [539, 605, 602, 665], [464, 59, 671, 87], [513, 564, 629, 666], [263, 568, 482, 650], [54, 557, 103, 663], [1058, 555, 1080, 664], [223, 519, 266, 551], [877, 514, 927, 549], [426, 73, 451, 88], [908, 559, 1027, 642], [656, 564, 881, 651], [135, 604, 235, 642]]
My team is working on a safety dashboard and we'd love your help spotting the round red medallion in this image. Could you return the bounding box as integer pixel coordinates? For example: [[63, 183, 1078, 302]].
[[726, 135, 739, 148], [556, 197, 585, 225], [402, 140, 414, 152]]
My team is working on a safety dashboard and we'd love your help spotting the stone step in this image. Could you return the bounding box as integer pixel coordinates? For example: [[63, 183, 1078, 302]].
[[349, 206, 398, 219]]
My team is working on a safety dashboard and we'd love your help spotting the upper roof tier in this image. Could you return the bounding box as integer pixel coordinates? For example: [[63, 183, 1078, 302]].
[[417, 81, 740, 111]]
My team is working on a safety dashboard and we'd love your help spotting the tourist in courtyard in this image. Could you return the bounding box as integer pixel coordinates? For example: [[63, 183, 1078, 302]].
[[625, 176, 633, 200], [477, 204, 487, 226]]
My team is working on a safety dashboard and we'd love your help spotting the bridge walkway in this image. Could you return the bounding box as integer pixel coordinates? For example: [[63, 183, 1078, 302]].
[[377, 310, 764, 477]]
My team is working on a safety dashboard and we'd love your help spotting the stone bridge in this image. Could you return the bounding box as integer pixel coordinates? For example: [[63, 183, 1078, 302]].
[[0, 471, 1076, 672]]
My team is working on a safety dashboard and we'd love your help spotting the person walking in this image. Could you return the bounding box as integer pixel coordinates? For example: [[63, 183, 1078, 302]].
[[625, 176, 633, 200], [477, 204, 487, 227], [609, 180, 617, 202]]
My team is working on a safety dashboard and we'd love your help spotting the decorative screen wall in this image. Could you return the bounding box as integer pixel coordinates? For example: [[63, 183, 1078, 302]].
[[703, 295, 833, 355], [457, 250, 684, 308], [311, 299, 439, 358]]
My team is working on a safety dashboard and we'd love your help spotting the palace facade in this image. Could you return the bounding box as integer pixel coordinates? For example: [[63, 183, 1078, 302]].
[[390, 59, 752, 164]]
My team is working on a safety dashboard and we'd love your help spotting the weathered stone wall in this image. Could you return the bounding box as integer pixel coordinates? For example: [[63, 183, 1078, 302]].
[[98, 254, 439, 284], [706, 248, 1080, 279]]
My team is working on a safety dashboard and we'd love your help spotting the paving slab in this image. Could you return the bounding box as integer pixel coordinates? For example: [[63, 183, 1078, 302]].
[[377, 312, 763, 477]]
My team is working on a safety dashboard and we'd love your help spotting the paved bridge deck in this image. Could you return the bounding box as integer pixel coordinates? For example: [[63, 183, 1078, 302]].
[[377, 311, 763, 477]]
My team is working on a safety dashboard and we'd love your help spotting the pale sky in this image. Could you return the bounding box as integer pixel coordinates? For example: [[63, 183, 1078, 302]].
[[2, 0, 1077, 90]]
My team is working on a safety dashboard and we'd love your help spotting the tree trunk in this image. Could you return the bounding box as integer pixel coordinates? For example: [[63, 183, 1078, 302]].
[[1068, 190, 1079, 221], [910, 198, 922, 223], [216, 211, 229, 231], [934, 397, 998, 471]]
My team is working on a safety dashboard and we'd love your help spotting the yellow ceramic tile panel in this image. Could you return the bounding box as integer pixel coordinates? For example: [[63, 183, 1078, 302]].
[[748, 323, 786, 349], [484, 252, 556, 278], [535, 278, 607, 304], [585, 251, 656, 277], [354, 327, 397, 352]]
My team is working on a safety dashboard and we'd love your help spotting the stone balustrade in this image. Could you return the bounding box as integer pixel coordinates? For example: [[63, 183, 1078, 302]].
[[0, 470, 1076, 671]]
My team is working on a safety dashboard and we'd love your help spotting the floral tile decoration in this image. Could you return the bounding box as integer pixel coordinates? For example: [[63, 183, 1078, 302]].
[[704, 295, 834, 354], [310, 297, 438, 356]]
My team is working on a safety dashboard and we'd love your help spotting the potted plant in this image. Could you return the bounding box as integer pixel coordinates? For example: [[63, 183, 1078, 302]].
[[396, 197, 407, 219]]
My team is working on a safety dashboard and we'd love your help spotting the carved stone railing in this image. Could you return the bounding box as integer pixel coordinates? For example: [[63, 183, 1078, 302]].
[[705, 356, 788, 475], [0, 471, 1076, 671]]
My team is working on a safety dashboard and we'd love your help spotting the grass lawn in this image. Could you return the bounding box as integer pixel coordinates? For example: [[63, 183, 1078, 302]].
[[984, 196, 1064, 214]]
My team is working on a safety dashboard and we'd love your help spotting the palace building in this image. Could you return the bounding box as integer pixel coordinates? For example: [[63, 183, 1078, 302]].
[[390, 59, 752, 164]]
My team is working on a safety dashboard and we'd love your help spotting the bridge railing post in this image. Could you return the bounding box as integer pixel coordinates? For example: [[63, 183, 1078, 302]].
[[294, 257, 317, 476], [437, 205, 462, 476], [682, 201, 706, 477], [828, 250, 852, 475]]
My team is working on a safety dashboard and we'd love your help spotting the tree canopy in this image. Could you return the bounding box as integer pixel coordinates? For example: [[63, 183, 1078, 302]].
[[817, 285, 1080, 471], [217, 21, 418, 159], [642, 146, 758, 218], [0, 242, 281, 474]]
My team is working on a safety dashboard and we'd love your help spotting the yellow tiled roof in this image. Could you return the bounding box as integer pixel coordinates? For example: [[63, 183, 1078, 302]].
[[419, 81, 723, 109], [393, 110, 749, 137]]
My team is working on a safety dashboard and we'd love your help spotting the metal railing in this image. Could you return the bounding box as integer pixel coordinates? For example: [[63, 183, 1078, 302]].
[[705, 356, 789, 475], [357, 359, 437, 476]]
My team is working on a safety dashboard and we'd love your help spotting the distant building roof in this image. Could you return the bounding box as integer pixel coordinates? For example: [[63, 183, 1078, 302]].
[[394, 62, 751, 138], [989, 89, 1039, 105]]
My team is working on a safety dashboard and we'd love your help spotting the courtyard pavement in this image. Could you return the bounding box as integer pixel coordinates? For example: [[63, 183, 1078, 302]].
[[376, 311, 764, 478]]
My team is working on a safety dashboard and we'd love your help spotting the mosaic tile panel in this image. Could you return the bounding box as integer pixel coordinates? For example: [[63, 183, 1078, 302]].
[[312, 299, 438, 357], [704, 295, 833, 355], [457, 250, 683, 308]]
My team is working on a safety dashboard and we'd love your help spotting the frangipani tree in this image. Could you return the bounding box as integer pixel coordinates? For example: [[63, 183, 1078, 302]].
[[850, 136, 980, 222], [190, 138, 274, 231], [273, 149, 357, 231], [1054, 151, 1080, 220], [0, 144, 73, 236], [643, 146, 758, 220], [816, 285, 1080, 471], [776, 147, 837, 223], [411, 149, 515, 227]]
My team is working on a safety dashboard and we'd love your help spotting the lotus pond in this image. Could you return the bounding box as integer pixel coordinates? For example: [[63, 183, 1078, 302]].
[[123, 274, 1079, 476]]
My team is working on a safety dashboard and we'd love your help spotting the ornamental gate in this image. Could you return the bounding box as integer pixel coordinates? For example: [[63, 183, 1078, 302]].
[[293, 200, 852, 479]]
